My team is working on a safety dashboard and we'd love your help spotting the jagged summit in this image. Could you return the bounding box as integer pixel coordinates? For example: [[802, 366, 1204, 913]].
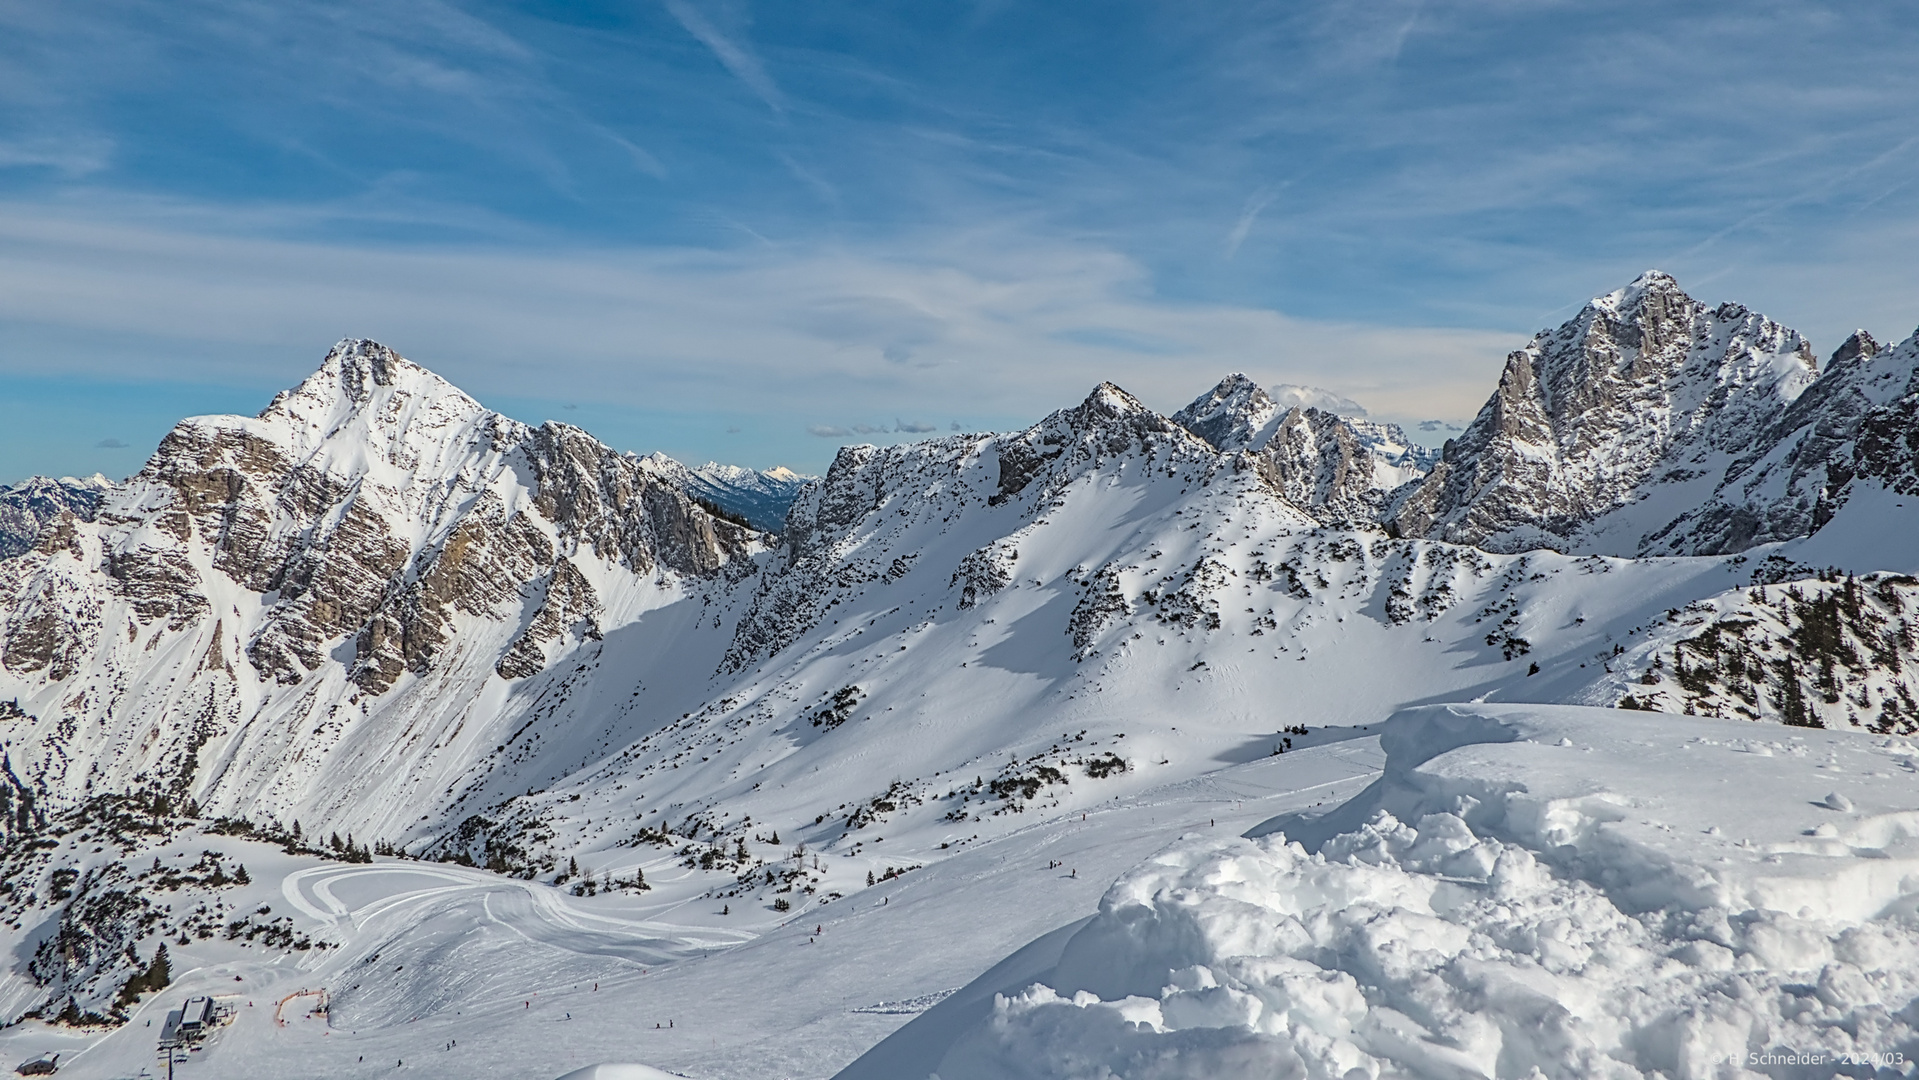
[[1647, 322, 1919, 554], [1172, 373, 1275, 453], [1389, 271, 1818, 553], [261, 338, 480, 421], [1593, 267, 1681, 312], [229, 338, 497, 479], [1171, 374, 1371, 456], [1076, 380, 1155, 422], [1169, 374, 1433, 524], [1829, 329, 1882, 370]]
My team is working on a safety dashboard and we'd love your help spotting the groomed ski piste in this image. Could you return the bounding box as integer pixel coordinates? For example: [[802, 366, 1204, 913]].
[[0, 731, 1387, 1080]]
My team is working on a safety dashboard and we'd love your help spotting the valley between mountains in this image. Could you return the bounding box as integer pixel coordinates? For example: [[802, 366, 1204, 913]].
[[5, 271, 1919, 1079]]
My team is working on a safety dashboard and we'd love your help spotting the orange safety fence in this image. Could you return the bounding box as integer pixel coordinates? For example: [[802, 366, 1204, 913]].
[[274, 988, 328, 1027]]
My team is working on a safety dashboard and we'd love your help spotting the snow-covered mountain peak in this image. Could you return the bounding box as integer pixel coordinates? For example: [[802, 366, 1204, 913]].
[[990, 381, 1209, 503], [0, 338, 764, 823], [1592, 266, 1683, 315], [240, 338, 496, 478], [1173, 375, 1377, 459], [1166, 374, 1431, 524], [1077, 380, 1154, 422], [1171, 373, 1277, 452], [1829, 328, 1883, 371], [1391, 271, 1820, 553], [268, 338, 478, 420], [633, 453, 815, 532]]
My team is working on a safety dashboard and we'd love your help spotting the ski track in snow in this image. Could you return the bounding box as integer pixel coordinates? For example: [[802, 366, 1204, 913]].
[[0, 739, 1388, 1080]]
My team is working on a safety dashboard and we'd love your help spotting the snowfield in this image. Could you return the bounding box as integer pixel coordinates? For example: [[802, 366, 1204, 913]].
[[13, 705, 1919, 1078], [0, 737, 1390, 1079], [873, 704, 1919, 1080]]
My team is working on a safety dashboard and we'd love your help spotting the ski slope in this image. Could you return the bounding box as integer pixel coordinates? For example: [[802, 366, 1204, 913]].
[[0, 736, 1389, 1079], [16, 701, 1919, 1079]]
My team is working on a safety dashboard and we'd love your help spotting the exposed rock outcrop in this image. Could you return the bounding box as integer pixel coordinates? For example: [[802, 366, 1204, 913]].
[[1173, 374, 1432, 525], [1389, 271, 1818, 553]]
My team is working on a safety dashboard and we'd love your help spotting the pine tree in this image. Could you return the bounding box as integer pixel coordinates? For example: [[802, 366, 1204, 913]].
[[115, 944, 171, 1010], [1778, 659, 1815, 727], [234, 864, 250, 885]]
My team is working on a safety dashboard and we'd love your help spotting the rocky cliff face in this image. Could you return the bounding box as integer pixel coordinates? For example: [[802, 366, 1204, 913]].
[[1644, 326, 1919, 554], [0, 339, 762, 823], [1389, 271, 1819, 554], [1172, 374, 1432, 525]]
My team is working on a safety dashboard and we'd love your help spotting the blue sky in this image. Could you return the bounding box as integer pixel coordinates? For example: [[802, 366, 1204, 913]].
[[4, 1, 1918, 481]]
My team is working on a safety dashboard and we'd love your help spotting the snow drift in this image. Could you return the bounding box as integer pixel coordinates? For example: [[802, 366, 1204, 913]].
[[914, 703, 1919, 1080]]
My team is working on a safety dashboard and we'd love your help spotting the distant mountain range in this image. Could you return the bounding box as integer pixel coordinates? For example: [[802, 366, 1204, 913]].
[[0, 474, 111, 560], [2, 273, 1917, 1029], [637, 455, 813, 534]]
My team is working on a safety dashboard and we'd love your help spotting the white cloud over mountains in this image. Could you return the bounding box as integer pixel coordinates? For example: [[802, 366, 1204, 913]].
[[0, 199, 1521, 466]]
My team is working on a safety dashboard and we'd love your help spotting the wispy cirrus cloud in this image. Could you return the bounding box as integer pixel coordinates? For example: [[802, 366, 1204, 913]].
[[1224, 187, 1274, 260], [0, 197, 1524, 470], [7, 0, 1919, 481], [661, 0, 785, 115], [0, 135, 113, 176]]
